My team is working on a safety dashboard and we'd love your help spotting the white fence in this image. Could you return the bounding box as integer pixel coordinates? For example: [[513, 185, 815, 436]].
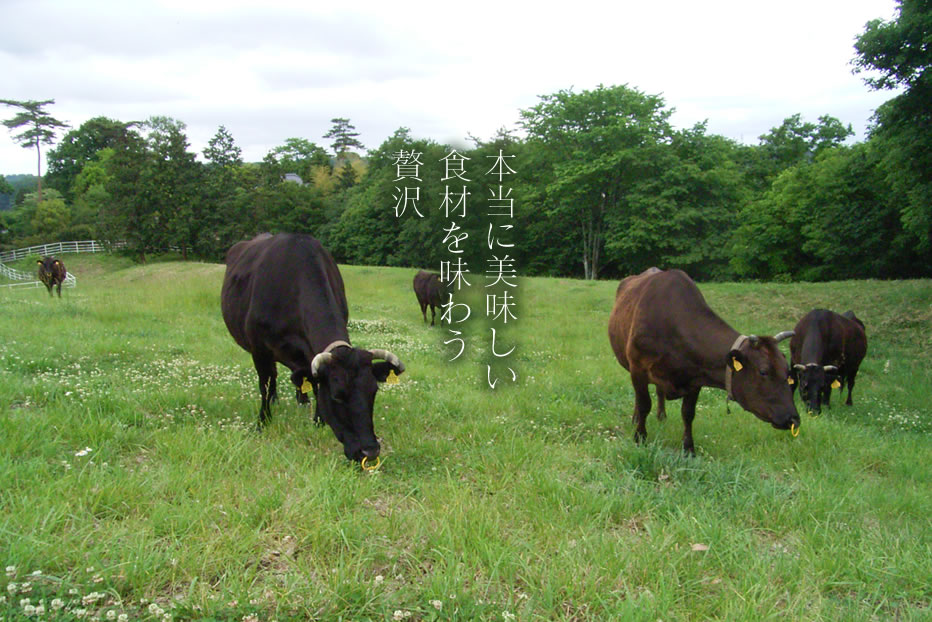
[[0, 240, 113, 290], [0, 240, 121, 263]]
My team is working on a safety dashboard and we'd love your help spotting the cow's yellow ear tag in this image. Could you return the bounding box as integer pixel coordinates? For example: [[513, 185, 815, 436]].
[[386, 370, 399, 385], [787, 377, 794, 385], [301, 378, 313, 394], [831, 379, 841, 389], [732, 358, 743, 372]]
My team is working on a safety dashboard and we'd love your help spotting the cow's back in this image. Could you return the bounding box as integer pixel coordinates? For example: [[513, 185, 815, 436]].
[[791, 309, 844, 365], [221, 233, 348, 354], [609, 268, 726, 374], [413, 270, 441, 305]]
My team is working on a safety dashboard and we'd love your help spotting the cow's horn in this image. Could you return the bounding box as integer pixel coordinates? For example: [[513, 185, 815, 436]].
[[794, 364, 806, 372], [311, 352, 333, 377], [369, 349, 405, 373], [748, 335, 760, 347], [773, 330, 794, 343], [823, 365, 838, 372]]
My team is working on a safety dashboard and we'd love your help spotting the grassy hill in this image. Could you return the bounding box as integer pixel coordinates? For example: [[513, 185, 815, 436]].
[[1, 256, 930, 620]]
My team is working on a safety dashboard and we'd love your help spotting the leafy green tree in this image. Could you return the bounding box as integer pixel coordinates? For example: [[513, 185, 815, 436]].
[[70, 148, 114, 236], [748, 113, 854, 187], [203, 125, 244, 257], [323, 117, 365, 158], [605, 124, 747, 280], [31, 188, 70, 238], [731, 144, 919, 280], [142, 117, 203, 259], [100, 126, 150, 255], [0, 99, 69, 203], [854, 0, 932, 254], [268, 138, 331, 179], [520, 84, 675, 279], [45, 117, 132, 202]]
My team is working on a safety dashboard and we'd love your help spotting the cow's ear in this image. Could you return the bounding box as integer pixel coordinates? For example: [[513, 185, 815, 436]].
[[727, 349, 745, 372], [372, 361, 403, 383]]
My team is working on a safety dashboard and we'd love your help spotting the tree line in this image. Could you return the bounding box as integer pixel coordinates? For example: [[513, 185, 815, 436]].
[[1, 0, 929, 280]]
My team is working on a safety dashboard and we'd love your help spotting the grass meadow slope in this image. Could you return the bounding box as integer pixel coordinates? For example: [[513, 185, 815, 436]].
[[1, 254, 930, 621]]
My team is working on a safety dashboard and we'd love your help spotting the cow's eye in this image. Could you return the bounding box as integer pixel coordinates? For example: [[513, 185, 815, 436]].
[[759, 369, 768, 377]]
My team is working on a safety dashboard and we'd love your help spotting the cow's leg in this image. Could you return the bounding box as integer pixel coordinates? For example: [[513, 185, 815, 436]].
[[631, 371, 651, 445], [845, 372, 856, 405], [823, 382, 832, 410], [420, 302, 428, 323], [56, 282, 62, 297], [656, 387, 666, 421], [681, 387, 700, 456], [430, 304, 436, 327], [252, 352, 277, 429]]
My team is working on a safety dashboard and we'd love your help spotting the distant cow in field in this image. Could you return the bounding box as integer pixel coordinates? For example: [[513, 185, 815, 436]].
[[221, 233, 405, 463], [608, 268, 799, 454], [413, 270, 442, 326], [37, 257, 67, 297], [790, 309, 867, 416]]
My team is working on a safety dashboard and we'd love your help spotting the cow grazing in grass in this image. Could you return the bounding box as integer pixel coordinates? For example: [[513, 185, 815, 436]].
[[608, 268, 798, 454], [37, 257, 67, 297], [413, 270, 442, 326], [221, 233, 405, 462], [790, 309, 867, 416]]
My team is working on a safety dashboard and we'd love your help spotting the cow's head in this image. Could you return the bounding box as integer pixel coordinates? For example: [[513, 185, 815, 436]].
[[305, 345, 404, 462], [792, 363, 839, 416], [727, 332, 800, 432]]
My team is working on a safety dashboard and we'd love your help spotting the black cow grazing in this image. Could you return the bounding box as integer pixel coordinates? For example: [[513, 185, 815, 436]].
[[221, 233, 405, 463], [790, 309, 867, 416], [609, 268, 799, 454], [37, 257, 67, 297], [413, 270, 442, 326]]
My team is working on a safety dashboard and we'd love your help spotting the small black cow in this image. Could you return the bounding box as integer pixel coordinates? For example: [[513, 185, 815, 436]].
[[37, 257, 67, 297], [413, 270, 442, 326], [221, 233, 405, 462], [790, 309, 867, 415]]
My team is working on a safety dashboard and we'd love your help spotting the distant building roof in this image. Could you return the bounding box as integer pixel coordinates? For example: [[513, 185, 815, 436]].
[[283, 173, 304, 185]]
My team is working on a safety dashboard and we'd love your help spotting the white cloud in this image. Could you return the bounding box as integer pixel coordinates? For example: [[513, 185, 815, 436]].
[[0, 0, 899, 175]]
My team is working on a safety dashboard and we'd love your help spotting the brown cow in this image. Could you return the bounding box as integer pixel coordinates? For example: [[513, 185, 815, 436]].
[[37, 257, 67, 297], [608, 268, 799, 454], [413, 270, 442, 326], [790, 309, 867, 415]]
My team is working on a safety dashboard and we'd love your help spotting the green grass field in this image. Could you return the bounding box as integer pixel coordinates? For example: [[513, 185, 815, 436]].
[[1, 254, 930, 621]]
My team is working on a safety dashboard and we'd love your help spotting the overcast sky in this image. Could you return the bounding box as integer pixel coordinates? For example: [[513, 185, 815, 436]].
[[1, 0, 898, 176]]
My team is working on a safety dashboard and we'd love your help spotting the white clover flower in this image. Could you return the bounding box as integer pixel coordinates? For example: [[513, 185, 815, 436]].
[[4, 565, 15, 577], [34, 604, 45, 616], [73, 608, 88, 618], [51, 598, 64, 610], [118, 614, 129, 622], [106, 610, 117, 620], [393, 611, 405, 621], [430, 599, 443, 611], [23, 603, 36, 616], [374, 575, 384, 585], [7, 582, 17, 593], [503, 611, 516, 621], [30, 570, 41, 577], [148, 603, 163, 615], [19, 598, 31, 607]]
